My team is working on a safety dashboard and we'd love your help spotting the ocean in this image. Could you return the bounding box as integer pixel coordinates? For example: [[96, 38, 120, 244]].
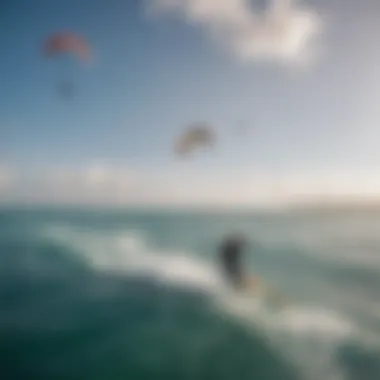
[[0, 206, 379, 380]]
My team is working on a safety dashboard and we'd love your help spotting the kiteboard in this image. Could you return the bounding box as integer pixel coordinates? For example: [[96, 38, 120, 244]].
[[240, 275, 289, 311]]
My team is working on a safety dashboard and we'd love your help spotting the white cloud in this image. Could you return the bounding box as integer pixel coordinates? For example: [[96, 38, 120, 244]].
[[0, 166, 13, 192], [44, 164, 144, 202], [1, 163, 145, 205], [3, 163, 380, 208], [0, 163, 289, 206], [148, 0, 322, 65]]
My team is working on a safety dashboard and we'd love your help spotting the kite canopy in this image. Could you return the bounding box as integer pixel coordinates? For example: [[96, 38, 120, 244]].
[[44, 32, 91, 62], [43, 32, 91, 98], [174, 123, 216, 157]]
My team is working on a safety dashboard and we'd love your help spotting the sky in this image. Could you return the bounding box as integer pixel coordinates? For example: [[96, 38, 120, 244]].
[[2, 0, 380, 206]]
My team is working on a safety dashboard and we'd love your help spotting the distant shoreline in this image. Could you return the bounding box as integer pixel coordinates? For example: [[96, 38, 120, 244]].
[[2, 199, 380, 215]]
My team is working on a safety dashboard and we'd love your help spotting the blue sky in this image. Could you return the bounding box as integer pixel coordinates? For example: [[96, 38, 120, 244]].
[[2, 0, 380, 206]]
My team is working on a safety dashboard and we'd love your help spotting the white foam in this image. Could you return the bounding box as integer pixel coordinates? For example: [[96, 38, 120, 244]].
[[44, 224, 355, 336], [272, 307, 353, 340], [214, 289, 355, 380], [43, 224, 223, 292]]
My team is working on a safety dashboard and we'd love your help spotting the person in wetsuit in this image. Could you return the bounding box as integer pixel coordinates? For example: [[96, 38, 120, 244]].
[[219, 234, 247, 289]]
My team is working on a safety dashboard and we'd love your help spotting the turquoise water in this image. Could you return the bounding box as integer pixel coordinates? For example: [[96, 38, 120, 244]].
[[1, 207, 380, 379]]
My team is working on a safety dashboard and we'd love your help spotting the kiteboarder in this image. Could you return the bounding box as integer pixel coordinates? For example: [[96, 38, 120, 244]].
[[218, 235, 288, 308], [218, 234, 248, 289]]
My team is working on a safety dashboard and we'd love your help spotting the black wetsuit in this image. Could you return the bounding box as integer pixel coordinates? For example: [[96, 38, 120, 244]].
[[219, 237, 245, 288]]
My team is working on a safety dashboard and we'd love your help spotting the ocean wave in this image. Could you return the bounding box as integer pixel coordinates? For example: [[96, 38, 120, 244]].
[[43, 224, 223, 292], [40, 222, 374, 380], [0, 226, 300, 380]]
